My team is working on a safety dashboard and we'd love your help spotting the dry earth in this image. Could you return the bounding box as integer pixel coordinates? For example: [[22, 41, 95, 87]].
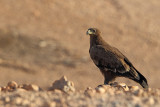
[[0, 0, 160, 106], [0, 76, 160, 107]]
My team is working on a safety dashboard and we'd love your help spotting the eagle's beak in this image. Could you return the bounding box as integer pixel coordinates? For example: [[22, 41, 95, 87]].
[[86, 30, 89, 35], [86, 29, 92, 35]]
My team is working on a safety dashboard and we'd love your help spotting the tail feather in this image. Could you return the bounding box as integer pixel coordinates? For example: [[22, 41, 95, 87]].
[[132, 69, 149, 89]]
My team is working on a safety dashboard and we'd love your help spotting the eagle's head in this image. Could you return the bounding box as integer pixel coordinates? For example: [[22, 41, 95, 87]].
[[86, 28, 101, 36]]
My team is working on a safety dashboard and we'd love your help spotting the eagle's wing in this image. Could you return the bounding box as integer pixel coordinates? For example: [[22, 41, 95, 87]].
[[90, 45, 140, 79]]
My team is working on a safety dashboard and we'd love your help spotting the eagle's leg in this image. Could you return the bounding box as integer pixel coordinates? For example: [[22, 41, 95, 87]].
[[103, 71, 116, 85]]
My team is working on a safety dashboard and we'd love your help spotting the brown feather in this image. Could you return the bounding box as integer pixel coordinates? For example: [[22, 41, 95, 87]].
[[87, 28, 148, 88]]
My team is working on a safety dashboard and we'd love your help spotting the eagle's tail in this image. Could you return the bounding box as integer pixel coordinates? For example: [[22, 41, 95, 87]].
[[131, 69, 149, 89], [137, 70, 148, 89]]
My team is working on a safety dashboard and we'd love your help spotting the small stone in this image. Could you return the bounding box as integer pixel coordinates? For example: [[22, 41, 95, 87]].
[[16, 88, 26, 92], [30, 84, 40, 91], [7, 81, 18, 89], [22, 99, 30, 106], [129, 86, 139, 91], [53, 89, 62, 93], [50, 76, 75, 93], [110, 82, 129, 91], [18, 85, 23, 88], [50, 102, 56, 107], [146, 88, 152, 92], [15, 97, 22, 105], [101, 85, 111, 90], [118, 83, 126, 87], [96, 87, 106, 94], [133, 89, 144, 96], [118, 83, 129, 91], [6, 86, 11, 91], [84, 87, 96, 97], [5, 97, 10, 103], [143, 97, 155, 105], [148, 97, 155, 105], [86, 87, 92, 90], [2, 86, 7, 91], [116, 90, 124, 95], [22, 84, 40, 91], [45, 101, 56, 107]]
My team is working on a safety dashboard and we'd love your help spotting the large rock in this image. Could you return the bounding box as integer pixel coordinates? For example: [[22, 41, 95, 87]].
[[49, 76, 75, 93]]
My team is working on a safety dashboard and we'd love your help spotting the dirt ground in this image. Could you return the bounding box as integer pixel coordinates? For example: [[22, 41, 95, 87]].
[[0, 0, 160, 91]]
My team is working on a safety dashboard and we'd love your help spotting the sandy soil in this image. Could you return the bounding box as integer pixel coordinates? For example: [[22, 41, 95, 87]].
[[0, 77, 160, 107]]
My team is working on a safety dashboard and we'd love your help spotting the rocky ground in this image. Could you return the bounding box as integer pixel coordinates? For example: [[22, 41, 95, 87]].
[[0, 76, 160, 107]]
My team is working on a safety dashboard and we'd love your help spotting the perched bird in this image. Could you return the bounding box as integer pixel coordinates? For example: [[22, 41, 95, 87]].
[[86, 28, 148, 88]]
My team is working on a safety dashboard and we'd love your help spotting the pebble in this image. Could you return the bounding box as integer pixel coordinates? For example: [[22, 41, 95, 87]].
[[129, 86, 139, 91], [53, 89, 62, 94], [15, 97, 22, 105], [22, 99, 30, 106], [96, 87, 106, 94], [7, 81, 18, 89], [50, 102, 56, 107], [84, 87, 96, 97], [16, 88, 26, 92], [22, 84, 40, 91], [50, 76, 75, 93], [117, 83, 129, 91], [148, 97, 155, 105], [133, 89, 144, 96], [5, 97, 10, 103]]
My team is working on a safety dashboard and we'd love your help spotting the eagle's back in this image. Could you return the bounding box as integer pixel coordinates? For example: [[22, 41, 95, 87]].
[[89, 45, 125, 72]]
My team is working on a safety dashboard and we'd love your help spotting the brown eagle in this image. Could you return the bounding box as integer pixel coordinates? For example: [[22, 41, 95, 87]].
[[86, 28, 148, 88]]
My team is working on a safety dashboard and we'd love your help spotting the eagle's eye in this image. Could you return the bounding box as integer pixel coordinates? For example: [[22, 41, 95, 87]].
[[90, 28, 96, 33], [87, 28, 96, 35]]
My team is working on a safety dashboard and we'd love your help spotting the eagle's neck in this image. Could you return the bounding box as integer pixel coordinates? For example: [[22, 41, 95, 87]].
[[90, 35, 107, 48]]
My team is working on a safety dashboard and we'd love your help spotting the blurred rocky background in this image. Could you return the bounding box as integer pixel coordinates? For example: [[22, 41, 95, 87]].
[[0, 0, 160, 90]]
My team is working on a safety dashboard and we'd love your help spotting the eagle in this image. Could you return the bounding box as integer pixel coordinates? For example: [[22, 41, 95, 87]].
[[86, 28, 148, 88]]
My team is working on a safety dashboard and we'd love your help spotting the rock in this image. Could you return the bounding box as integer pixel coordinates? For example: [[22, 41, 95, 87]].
[[145, 88, 152, 92], [143, 97, 155, 105], [22, 99, 30, 106], [118, 83, 129, 91], [17, 85, 23, 88], [16, 88, 26, 92], [49, 76, 75, 93], [128, 86, 139, 91], [86, 87, 92, 90], [21, 84, 40, 91], [101, 85, 111, 90], [15, 97, 22, 105], [1, 86, 7, 92], [110, 82, 129, 91], [84, 87, 96, 97], [148, 97, 155, 105], [53, 89, 62, 94], [96, 87, 106, 94], [133, 89, 144, 96], [7, 81, 18, 89], [5, 97, 10, 103], [49, 102, 56, 107]]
